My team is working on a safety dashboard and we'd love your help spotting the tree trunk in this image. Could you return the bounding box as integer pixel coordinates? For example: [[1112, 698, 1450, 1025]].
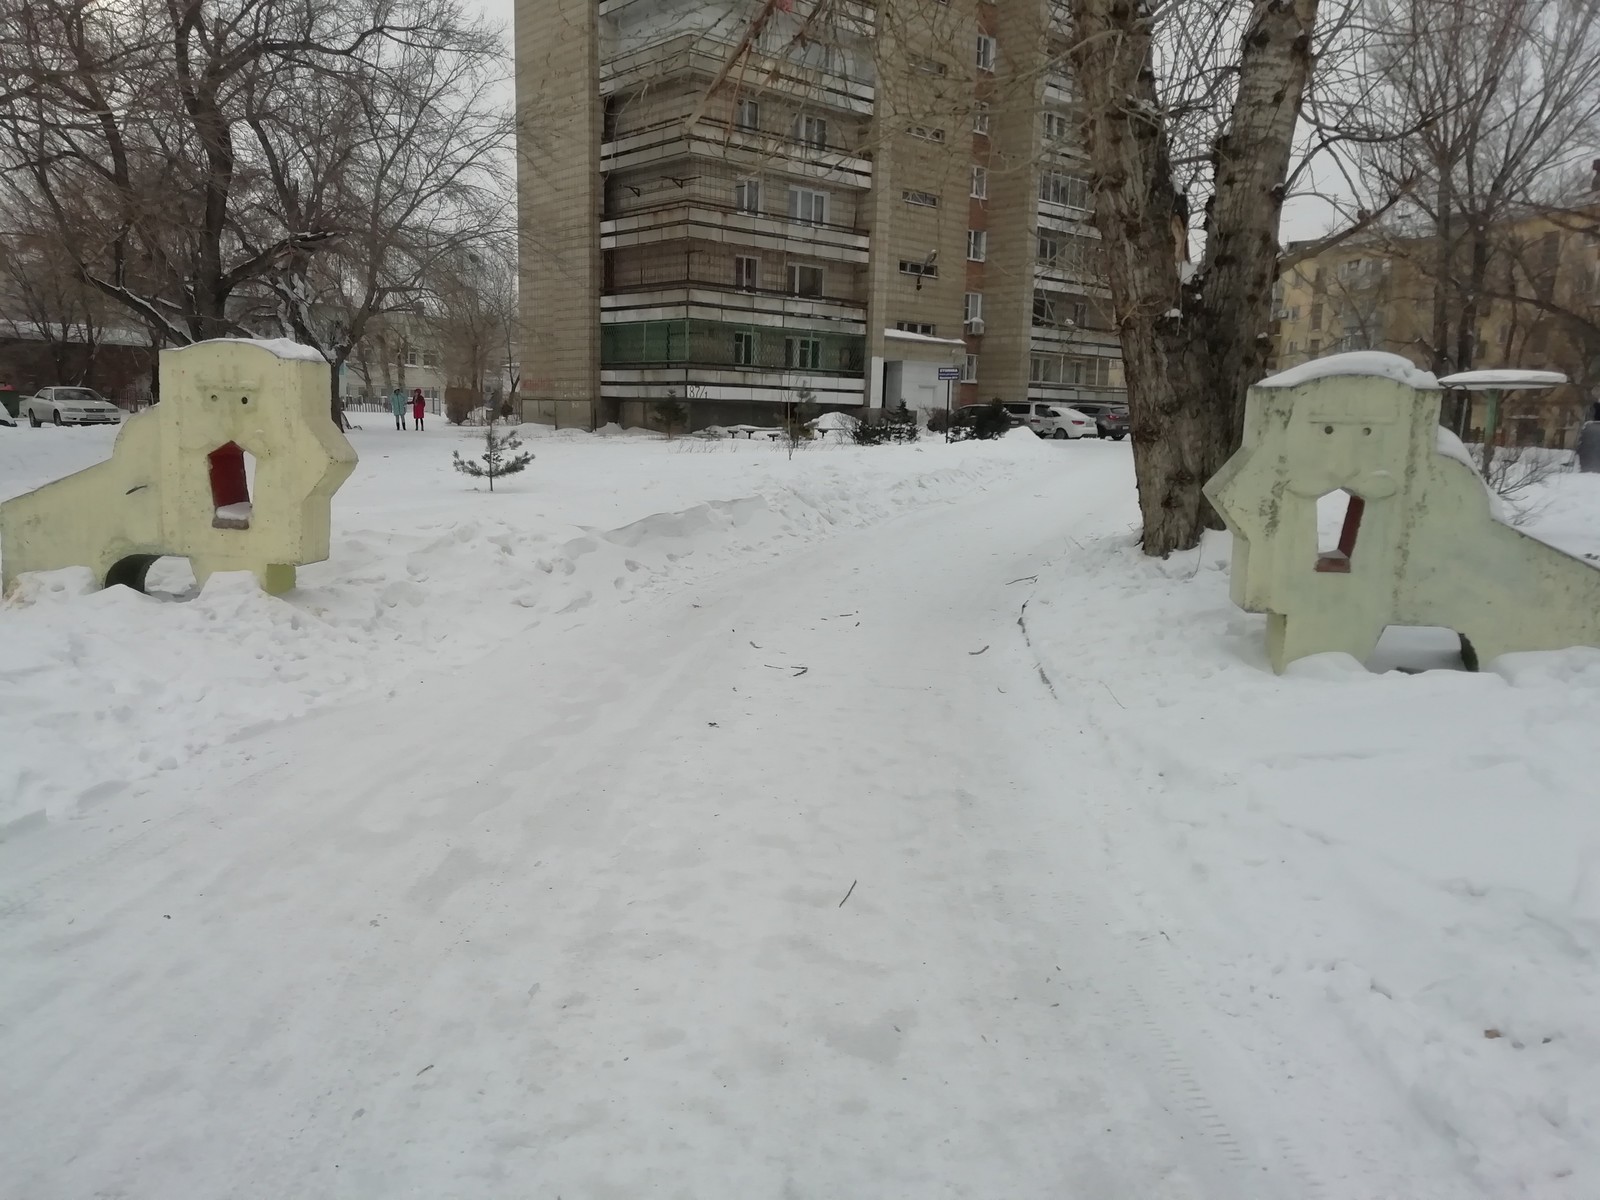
[[1072, 0, 1318, 556]]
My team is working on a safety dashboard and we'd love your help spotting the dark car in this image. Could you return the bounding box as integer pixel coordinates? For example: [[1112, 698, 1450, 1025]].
[[1069, 400, 1130, 440]]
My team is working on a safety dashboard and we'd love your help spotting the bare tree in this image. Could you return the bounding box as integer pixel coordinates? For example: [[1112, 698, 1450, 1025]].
[[1067, 0, 1335, 555], [0, 0, 510, 423], [1357, 0, 1600, 429]]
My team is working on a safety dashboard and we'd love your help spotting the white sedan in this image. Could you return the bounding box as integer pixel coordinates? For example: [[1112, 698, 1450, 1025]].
[[21, 386, 123, 427]]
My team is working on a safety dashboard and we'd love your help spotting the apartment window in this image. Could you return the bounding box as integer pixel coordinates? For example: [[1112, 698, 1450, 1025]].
[[912, 55, 948, 76], [1287, 340, 1299, 354], [976, 34, 996, 71], [735, 99, 760, 132], [1043, 112, 1070, 141], [1288, 304, 1300, 322], [403, 347, 421, 367], [898, 259, 939, 278], [788, 263, 824, 298], [1310, 301, 1323, 330], [422, 350, 439, 368], [1030, 353, 1063, 383], [964, 292, 983, 323], [1039, 170, 1090, 209], [735, 255, 760, 291], [973, 104, 991, 136], [734, 178, 762, 214], [734, 330, 755, 366], [1309, 338, 1322, 354], [908, 125, 946, 143], [967, 230, 987, 261], [902, 189, 940, 208], [1037, 234, 1060, 265], [962, 353, 979, 383], [895, 321, 937, 336], [785, 336, 822, 370], [970, 166, 988, 199], [793, 114, 829, 149], [788, 186, 829, 225]]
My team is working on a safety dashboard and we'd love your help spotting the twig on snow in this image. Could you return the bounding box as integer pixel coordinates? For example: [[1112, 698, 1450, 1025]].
[[1007, 575, 1038, 585], [969, 645, 990, 655], [838, 879, 858, 908]]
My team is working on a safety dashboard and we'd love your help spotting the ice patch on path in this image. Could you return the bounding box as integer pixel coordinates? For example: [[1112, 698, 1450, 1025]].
[[0, 437, 1051, 832], [1023, 495, 1600, 1198]]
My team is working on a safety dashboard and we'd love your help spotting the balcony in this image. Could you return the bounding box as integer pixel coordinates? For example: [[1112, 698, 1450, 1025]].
[[603, 192, 870, 264], [600, 33, 875, 115], [602, 116, 873, 190], [602, 280, 867, 331]]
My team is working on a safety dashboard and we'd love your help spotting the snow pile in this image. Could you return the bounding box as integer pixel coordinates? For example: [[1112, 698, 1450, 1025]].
[[1259, 351, 1440, 391], [0, 425, 1052, 832], [1022, 471, 1600, 1197]]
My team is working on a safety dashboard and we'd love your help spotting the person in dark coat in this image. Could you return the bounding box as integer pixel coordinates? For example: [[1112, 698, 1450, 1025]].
[[412, 388, 426, 432]]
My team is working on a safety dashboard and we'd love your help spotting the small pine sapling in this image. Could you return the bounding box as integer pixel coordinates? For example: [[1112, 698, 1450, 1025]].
[[654, 398, 688, 439], [453, 422, 533, 491]]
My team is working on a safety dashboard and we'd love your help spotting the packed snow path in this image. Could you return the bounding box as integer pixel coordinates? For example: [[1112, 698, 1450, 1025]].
[[0, 460, 1518, 1197]]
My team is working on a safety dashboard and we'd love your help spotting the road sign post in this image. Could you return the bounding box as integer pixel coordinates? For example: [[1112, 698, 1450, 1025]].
[[937, 365, 961, 443]]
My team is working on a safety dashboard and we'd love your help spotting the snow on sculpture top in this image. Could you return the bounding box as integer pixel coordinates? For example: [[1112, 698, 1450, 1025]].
[[1204, 360, 1600, 673], [1257, 350, 1441, 391], [0, 338, 357, 596]]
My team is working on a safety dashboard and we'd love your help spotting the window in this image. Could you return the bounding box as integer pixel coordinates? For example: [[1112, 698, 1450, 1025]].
[[1310, 301, 1323, 330], [1037, 234, 1060, 265], [967, 230, 987, 261], [908, 125, 946, 142], [1043, 112, 1070, 141], [735, 255, 760, 291], [895, 321, 937, 336], [785, 336, 822, 370], [973, 104, 991, 136], [793, 114, 829, 149], [403, 347, 421, 367], [788, 186, 829, 225], [902, 189, 940, 208], [1309, 338, 1321, 354], [422, 350, 439, 368], [1030, 353, 1063, 383], [1288, 305, 1300, 322], [788, 263, 824, 298], [734, 330, 755, 366], [976, 34, 996, 71], [962, 353, 978, 383], [964, 292, 983, 323], [970, 166, 988, 199], [735, 99, 760, 131], [1039, 170, 1090, 209], [912, 55, 948, 76], [899, 259, 939, 278], [734, 178, 762, 214]]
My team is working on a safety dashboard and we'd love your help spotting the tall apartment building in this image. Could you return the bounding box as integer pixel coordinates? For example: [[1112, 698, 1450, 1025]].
[[514, 0, 1123, 430]]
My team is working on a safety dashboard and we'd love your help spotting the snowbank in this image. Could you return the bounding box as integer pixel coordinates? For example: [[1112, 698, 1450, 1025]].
[[1022, 471, 1600, 1197], [0, 425, 1053, 832]]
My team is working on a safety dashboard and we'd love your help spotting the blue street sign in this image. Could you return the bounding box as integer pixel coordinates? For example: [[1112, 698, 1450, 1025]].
[[937, 367, 961, 380]]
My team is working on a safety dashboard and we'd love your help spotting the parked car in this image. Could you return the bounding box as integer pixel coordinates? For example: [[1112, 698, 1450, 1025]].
[[20, 387, 122, 427], [1002, 401, 1094, 439], [1067, 400, 1131, 440]]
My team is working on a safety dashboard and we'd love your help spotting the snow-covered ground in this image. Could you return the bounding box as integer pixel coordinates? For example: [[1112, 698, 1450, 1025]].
[[3, 417, 1599, 1197], [0, 421, 1045, 833]]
